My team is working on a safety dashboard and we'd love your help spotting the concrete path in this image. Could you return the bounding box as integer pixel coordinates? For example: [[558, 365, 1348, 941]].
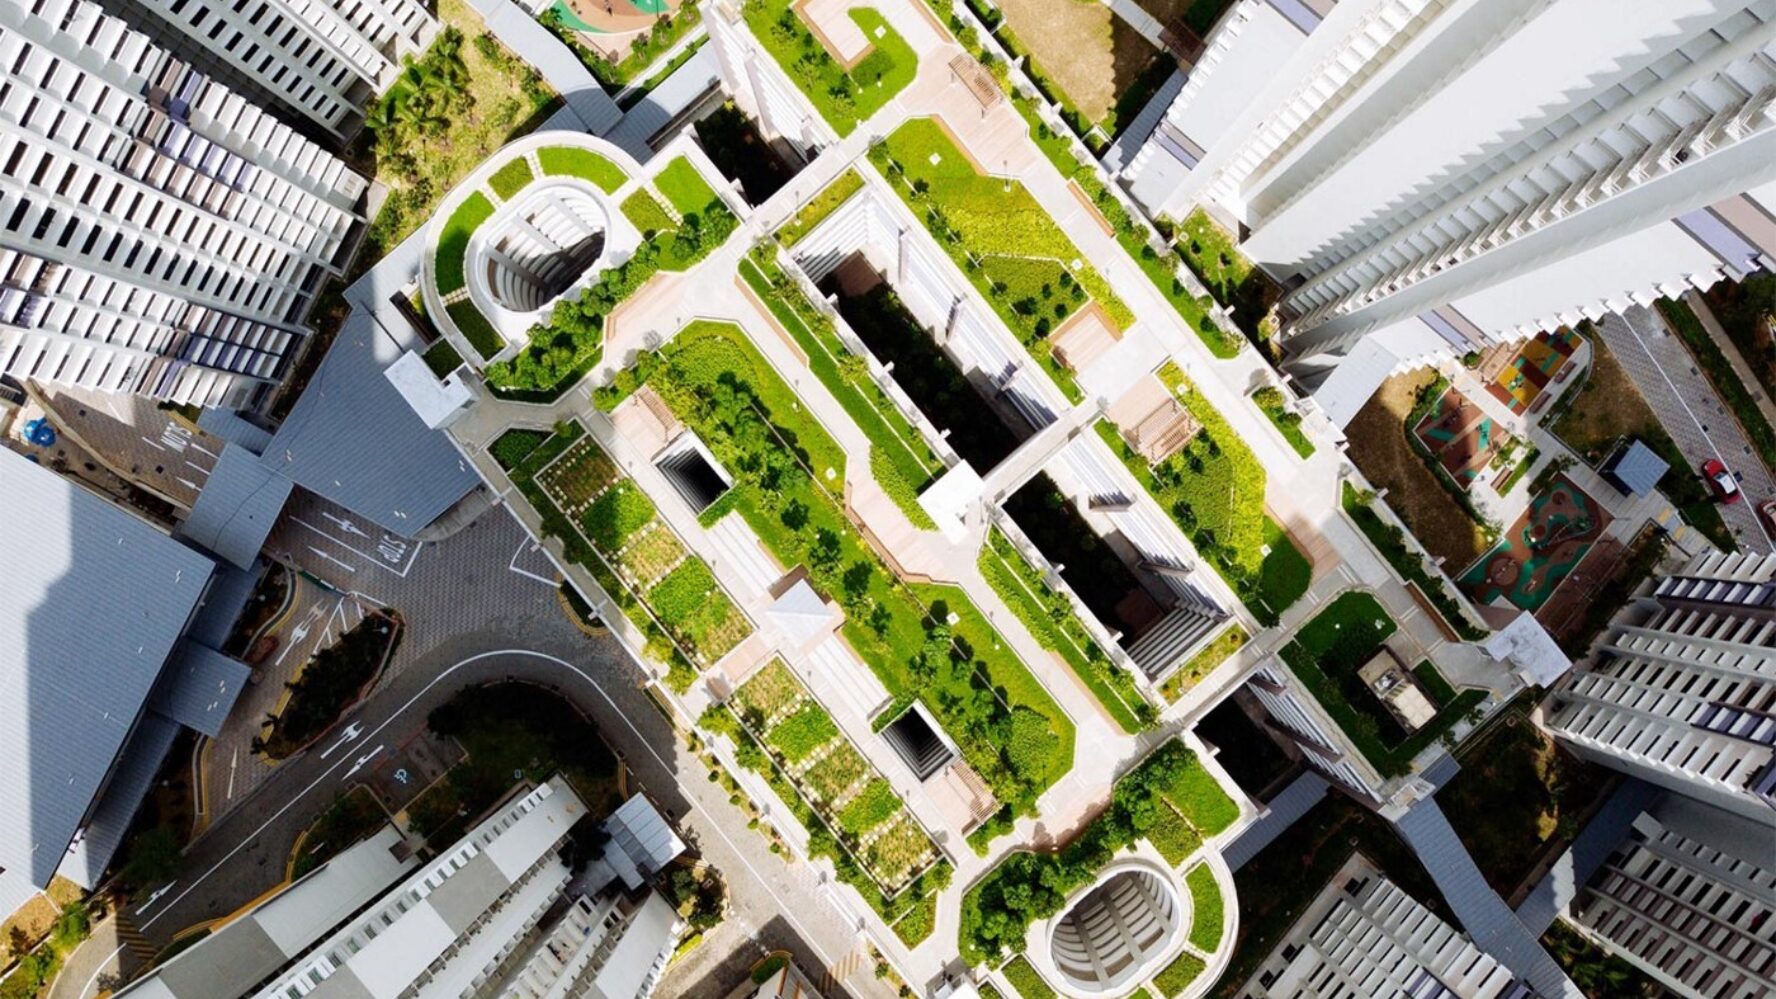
[[1392, 798, 1581, 998], [465, 0, 623, 134], [1597, 306, 1775, 552]]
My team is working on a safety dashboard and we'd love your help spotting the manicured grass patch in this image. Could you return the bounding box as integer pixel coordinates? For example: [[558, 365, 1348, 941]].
[[656, 156, 721, 216], [445, 300, 506, 360], [435, 191, 494, 294], [622, 189, 678, 234], [1154, 951, 1205, 997], [293, 786, 386, 878], [979, 528, 1154, 733], [537, 145, 628, 193], [705, 659, 940, 895], [488, 156, 534, 199], [422, 338, 463, 379], [1253, 386, 1313, 457], [1657, 296, 1776, 475], [623, 321, 1073, 810], [1341, 483, 1486, 641], [490, 428, 549, 470], [1549, 328, 1733, 551], [778, 169, 865, 245], [1097, 365, 1309, 625], [745, 0, 915, 136], [959, 741, 1235, 964], [1185, 863, 1223, 952], [872, 117, 1137, 401], [260, 614, 398, 758], [1002, 956, 1056, 999], [1161, 624, 1246, 703], [739, 249, 940, 527], [409, 682, 620, 845], [1278, 591, 1485, 777]]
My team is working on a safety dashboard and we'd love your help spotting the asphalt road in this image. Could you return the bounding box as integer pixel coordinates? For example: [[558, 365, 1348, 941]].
[[124, 514, 889, 998]]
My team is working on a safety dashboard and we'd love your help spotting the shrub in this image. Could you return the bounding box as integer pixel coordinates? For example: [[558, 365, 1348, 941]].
[[767, 702, 840, 762], [1153, 951, 1205, 997], [582, 480, 656, 550]]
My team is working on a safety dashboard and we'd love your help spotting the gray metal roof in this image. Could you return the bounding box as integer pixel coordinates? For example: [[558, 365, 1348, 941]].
[[1602, 439, 1670, 497], [195, 407, 273, 455], [179, 443, 292, 570], [56, 713, 180, 889], [603, 794, 686, 890], [183, 564, 259, 649], [261, 312, 477, 538], [0, 448, 215, 887], [150, 642, 251, 738]]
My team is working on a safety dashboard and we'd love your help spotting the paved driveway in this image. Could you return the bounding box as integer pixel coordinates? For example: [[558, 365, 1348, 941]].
[[1598, 307, 1775, 553]]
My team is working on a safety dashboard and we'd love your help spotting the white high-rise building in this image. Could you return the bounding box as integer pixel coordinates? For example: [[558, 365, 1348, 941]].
[[112, 0, 436, 138], [1123, 0, 1776, 410], [1239, 855, 1536, 998], [0, 0, 369, 409], [1539, 550, 1776, 825]]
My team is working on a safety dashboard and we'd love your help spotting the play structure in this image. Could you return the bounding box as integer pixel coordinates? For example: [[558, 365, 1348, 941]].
[[1460, 473, 1611, 613], [1486, 326, 1582, 415], [1412, 387, 1515, 491]]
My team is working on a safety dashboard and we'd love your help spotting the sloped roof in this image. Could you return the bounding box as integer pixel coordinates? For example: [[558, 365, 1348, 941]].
[[56, 713, 180, 889], [150, 641, 251, 738], [767, 579, 834, 647], [0, 448, 214, 887], [179, 443, 292, 570], [261, 312, 478, 537], [1602, 439, 1669, 497]]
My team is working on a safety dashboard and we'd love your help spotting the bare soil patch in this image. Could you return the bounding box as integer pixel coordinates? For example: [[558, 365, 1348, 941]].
[[996, 0, 1159, 123], [1346, 369, 1491, 570]]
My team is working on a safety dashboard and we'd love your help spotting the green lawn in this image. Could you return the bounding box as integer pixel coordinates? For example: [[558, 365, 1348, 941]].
[[739, 249, 940, 528], [655, 156, 721, 216], [1095, 364, 1309, 624], [435, 192, 494, 294], [745, 0, 915, 136], [1185, 863, 1223, 951], [537, 145, 628, 193], [489, 156, 534, 199], [446, 301, 505, 360], [958, 740, 1236, 965], [625, 321, 1073, 809], [1002, 957, 1057, 999], [622, 189, 678, 234], [1253, 386, 1313, 457], [1155, 951, 1206, 997], [1161, 624, 1246, 703], [1175, 207, 1279, 345], [422, 338, 463, 378], [872, 117, 1140, 402], [778, 169, 865, 245], [1278, 591, 1485, 777], [979, 528, 1154, 733]]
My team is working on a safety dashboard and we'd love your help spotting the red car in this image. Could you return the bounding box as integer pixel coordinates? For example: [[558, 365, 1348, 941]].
[[1703, 458, 1742, 504]]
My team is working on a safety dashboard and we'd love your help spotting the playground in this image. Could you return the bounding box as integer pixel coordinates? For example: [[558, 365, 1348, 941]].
[[1412, 386, 1515, 490], [1460, 473, 1611, 613], [545, 0, 681, 59], [1485, 326, 1583, 415]]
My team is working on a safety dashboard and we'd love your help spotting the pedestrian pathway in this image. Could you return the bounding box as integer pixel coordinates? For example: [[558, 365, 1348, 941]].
[[465, 0, 623, 134], [1598, 307, 1774, 552]]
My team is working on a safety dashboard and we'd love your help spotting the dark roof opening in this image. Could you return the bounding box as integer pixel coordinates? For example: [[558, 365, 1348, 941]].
[[654, 435, 730, 514], [882, 704, 954, 782]]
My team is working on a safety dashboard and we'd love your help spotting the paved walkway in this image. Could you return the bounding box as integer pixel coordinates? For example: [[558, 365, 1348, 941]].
[[1598, 306, 1775, 552], [466, 0, 622, 133]]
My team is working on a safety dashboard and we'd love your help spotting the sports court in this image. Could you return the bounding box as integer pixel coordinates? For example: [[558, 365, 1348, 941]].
[[1411, 387, 1514, 490], [1485, 327, 1582, 415], [1459, 473, 1611, 612]]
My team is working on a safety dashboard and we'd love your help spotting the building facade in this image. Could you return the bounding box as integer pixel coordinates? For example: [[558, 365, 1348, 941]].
[[0, 0, 369, 410], [108, 0, 436, 138], [1240, 855, 1535, 998], [1540, 550, 1776, 824], [1565, 795, 1775, 999], [1123, 0, 1776, 406]]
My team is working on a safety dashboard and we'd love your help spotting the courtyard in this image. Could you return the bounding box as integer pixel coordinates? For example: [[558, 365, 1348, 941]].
[[1459, 473, 1611, 614]]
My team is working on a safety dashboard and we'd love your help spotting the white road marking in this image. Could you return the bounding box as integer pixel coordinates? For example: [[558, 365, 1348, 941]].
[[137, 651, 846, 973], [226, 748, 238, 800], [321, 723, 365, 759], [76, 943, 128, 999], [134, 882, 176, 917], [290, 516, 423, 577], [274, 606, 324, 667], [305, 545, 357, 574], [507, 538, 558, 586], [342, 744, 384, 782]]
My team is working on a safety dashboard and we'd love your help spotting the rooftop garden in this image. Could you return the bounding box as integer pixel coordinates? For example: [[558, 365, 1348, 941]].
[[1252, 386, 1313, 458], [979, 527, 1155, 734], [610, 320, 1075, 811], [959, 739, 1237, 966], [540, 0, 703, 90], [739, 246, 942, 528], [1341, 483, 1486, 642], [1172, 207, 1281, 352], [1160, 623, 1246, 704], [1277, 591, 1485, 778], [871, 117, 1136, 401], [1097, 363, 1310, 625], [778, 169, 865, 245], [481, 155, 736, 400], [745, 0, 915, 137], [494, 423, 702, 692], [710, 659, 939, 894]]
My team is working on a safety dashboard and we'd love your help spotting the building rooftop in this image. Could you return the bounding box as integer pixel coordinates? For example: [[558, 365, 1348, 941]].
[[0, 447, 215, 887]]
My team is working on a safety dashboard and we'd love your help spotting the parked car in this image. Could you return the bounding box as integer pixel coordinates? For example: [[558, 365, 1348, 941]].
[[1703, 458, 1742, 504]]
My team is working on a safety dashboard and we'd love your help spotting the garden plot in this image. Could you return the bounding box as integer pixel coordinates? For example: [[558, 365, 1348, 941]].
[[729, 659, 939, 892], [536, 433, 751, 664]]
